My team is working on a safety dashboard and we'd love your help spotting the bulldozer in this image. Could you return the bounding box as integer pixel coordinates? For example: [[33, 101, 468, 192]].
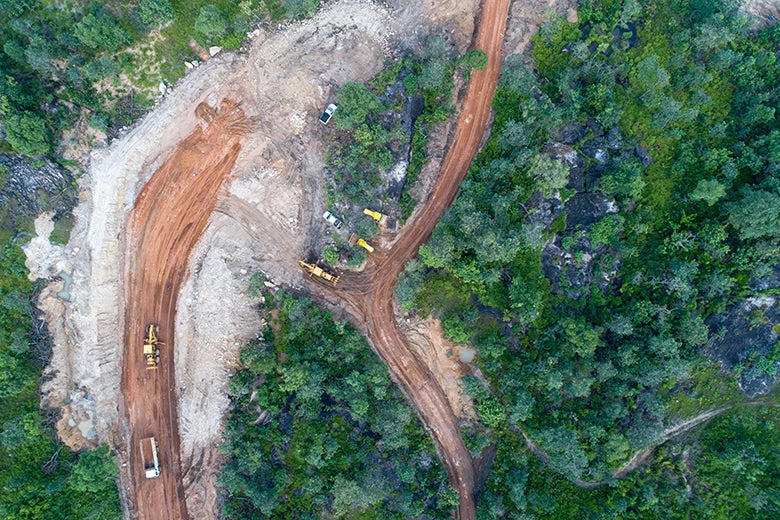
[[143, 324, 162, 370], [299, 260, 339, 286], [349, 233, 374, 253]]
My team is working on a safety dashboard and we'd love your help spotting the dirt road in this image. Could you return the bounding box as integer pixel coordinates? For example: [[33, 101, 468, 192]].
[[308, 0, 511, 517], [121, 100, 248, 519]]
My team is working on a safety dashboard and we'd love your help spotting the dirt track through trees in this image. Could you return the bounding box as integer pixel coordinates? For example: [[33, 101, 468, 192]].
[[307, 0, 511, 517], [122, 100, 248, 519]]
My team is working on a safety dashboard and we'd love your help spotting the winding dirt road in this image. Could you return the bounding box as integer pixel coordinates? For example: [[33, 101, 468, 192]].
[[121, 100, 248, 519], [307, 0, 511, 517], [119, 0, 509, 516]]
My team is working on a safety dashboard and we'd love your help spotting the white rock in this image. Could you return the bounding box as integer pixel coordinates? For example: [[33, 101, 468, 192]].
[[158, 81, 166, 95], [185, 61, 194, 69], [209, 46, 223, 57]]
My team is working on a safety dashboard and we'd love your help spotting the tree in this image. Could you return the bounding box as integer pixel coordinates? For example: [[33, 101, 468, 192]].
[[138, 0, 174, 27], [691, 178, 726, 206], [285, 0, 319, 20], [335, 82, 381, 130], [4, 112, 49, 156], [73, 13, 128, 52], [526, 154, 569, 197], [195, 5, 228, 41], [458, 50, 488, 71], [727, 186, 780, 240]]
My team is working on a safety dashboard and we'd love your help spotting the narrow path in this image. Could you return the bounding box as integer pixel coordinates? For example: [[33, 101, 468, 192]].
[[306, 0, 512, 517], [517, 403, 769, 489], [121, 100, 247, 519]]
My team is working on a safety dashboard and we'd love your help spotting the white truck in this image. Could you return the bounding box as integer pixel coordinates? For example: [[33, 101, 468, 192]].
[[140, 437, 160, 479], [319, 103, 337, 125]]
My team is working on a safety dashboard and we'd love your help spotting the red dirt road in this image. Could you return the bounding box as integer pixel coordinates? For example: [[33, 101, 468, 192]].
[[308, 0, 512, 518], [121, 100, 248, 519]]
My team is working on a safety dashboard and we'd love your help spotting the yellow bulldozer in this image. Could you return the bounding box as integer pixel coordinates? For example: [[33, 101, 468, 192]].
[[299, 260, 339, 286], [348, 233, 374, 253], [143, 324, 161, 370]]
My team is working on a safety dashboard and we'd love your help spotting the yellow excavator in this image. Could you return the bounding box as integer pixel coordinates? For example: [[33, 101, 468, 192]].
[[143, 324, 161, 370], [349, 233, 374, 253], [299, 260, 339, 286], [363, 208, 388, 228]]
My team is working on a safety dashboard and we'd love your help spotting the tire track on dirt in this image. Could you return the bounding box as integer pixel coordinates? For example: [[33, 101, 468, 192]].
[[121, 100, 247, 520], [305, 1, 511, 517]]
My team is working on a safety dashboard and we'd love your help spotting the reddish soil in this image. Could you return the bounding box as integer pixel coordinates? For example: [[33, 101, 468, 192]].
[[121, 100, 248, 519], [308, 0, 511, 518]]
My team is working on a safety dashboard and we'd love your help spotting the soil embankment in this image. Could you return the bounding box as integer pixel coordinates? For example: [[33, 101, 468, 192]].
[[122, 100, 248, 519]]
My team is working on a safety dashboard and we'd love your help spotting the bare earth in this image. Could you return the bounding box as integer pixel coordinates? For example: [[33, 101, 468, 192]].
[[23, 0, 481, 518]]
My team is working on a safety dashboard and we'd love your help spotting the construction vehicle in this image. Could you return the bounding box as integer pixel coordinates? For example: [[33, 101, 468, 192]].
[[363, 208, 388, 227], [140, 437, 160, 479], [348, 233, 374, 253], [363, 208, 396, 230], [143, 324, 161, 370], [299, 260, 339, 286]]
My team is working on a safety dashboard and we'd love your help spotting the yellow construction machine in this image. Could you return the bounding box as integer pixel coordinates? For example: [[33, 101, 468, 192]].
[[349, 233, 374, 253], [143, 324, 161, 370], [299, 260, 340, 286], [363, 208, 388, 228]]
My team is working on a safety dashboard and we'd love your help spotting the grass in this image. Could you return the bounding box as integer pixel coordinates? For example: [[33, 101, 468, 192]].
[[663, 366, 744, 420]]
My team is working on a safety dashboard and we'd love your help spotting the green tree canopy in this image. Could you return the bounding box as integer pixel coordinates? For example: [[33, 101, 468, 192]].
[[4, 112, 49, 156], [195, 5, 227, 41], [335, 82, 381, 131], [73, 13, 128, 53]]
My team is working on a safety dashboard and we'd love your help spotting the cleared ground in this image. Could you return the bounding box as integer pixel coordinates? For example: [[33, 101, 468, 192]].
[[122, 101, 248, 519]]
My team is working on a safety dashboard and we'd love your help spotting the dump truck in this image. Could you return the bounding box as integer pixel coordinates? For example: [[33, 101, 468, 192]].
[[140, 437, 160, 479], [143, 324, 161, 370], [348, 233, 374, 253], [299, 260, 339, 286]]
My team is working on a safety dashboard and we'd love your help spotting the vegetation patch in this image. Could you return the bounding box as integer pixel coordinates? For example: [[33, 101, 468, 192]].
[[0, 237, 122, 519], [219, 290, 457, 518], [399, 0, 780, 515]]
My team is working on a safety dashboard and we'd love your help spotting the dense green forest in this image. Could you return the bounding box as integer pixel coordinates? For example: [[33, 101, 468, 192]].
[[219, 289, 457, 518], [397, 0, 779, 516], [0, 237, 121, 519], [0, 0, 319, 157]]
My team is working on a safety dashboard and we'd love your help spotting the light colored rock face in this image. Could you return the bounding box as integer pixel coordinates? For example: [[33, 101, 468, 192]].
[[23, 0, 481, 516], [742, 0, 780, 25]]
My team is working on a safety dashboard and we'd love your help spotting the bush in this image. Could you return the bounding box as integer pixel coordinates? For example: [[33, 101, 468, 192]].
[[4, 112, 49, 156], [195, 5, 228, 41], [138, 0, 174, 28]]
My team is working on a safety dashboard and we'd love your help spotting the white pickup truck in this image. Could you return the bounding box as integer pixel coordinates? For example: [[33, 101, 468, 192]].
[[323, 211, 343, 230], [319, 104, 337, 125]]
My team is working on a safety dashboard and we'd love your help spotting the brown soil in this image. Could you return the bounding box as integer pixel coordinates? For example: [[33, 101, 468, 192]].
[[121, 100, 248, 519], [304, 1, 511, 517]]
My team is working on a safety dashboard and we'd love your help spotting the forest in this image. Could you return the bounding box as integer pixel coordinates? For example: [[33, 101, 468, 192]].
[[396, 0, 779, 516], [219, 289, 457, 518], [0, 237, 121, 519], [0, 0, 318, 158]]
